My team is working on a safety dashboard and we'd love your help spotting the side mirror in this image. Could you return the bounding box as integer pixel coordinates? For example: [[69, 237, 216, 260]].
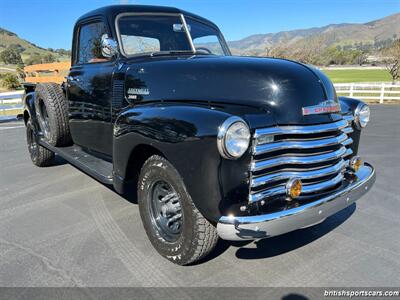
[[101, 34, 118, 58]]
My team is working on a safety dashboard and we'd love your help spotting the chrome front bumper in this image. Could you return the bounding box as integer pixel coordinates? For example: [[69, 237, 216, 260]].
[[217, 163, 376, 241]]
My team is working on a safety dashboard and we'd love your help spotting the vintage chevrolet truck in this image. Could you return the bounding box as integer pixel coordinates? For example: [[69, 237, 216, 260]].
[[23, 5, 375, 265]]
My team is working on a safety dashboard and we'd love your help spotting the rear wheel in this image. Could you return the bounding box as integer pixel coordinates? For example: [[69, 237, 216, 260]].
[[34, 83, 71, 146], [26, 120, 54, 167], [138, 155, 219, 265]]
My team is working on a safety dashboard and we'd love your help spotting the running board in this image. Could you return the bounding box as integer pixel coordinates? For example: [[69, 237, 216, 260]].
[[39, 139, 113, 185]]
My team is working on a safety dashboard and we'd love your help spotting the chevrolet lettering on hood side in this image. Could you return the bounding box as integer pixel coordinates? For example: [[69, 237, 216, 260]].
[[302, 100, 342, 115], [22, 5, 375, 266]]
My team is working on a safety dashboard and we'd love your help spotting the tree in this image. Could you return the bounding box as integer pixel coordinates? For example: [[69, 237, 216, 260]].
[[42, 53, 56, 63], [55, 48, 71, 56], [0, 46, 23, 64], [16, 63, 26, 80], [383, 39, 400, 82], [352, 50, 368, 65], [290, 35, 326, 65], [1, 73, 20, 90], [270, 44, 290, 59], [25, 54, 43, 65], [9, 44, 25, 54]]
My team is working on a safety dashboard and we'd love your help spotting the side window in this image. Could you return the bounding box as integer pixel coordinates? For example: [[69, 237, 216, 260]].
[[187, 18, 225, 56], [193, 36, 225, 55], [77, 21, 109, 64]]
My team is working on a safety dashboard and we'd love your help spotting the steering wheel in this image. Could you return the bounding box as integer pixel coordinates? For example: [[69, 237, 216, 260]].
[[195, 47, 213, 54]]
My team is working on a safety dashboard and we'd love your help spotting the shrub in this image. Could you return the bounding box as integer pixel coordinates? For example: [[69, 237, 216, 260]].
[[0, 46, 23, 65], [1, 73, 20, 90]]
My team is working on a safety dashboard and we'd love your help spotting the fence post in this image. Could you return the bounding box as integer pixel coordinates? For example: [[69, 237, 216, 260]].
[[379, 83, 385, 104], [349, 83, 354, 97]]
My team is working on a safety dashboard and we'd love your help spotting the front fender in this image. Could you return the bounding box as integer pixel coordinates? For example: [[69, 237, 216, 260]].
[[339, 96, 365, 114], [339, 96, 366, 155], [113, 103, 234, 222]]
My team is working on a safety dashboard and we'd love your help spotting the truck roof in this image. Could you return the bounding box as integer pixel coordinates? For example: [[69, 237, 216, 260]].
[[76, 4, 216, 27]]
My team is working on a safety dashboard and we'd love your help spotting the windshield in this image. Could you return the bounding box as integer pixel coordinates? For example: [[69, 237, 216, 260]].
[[117, 14, 230, 56]]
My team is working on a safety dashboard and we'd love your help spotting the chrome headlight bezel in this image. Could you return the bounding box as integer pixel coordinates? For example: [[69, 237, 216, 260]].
[[354, 103, 370, 129], [217, 116, 250, 159]]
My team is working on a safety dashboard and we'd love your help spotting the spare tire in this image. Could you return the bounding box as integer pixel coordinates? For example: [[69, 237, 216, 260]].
[[34, 83, 71, 146]]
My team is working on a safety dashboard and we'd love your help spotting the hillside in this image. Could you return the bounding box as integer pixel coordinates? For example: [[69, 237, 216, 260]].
[[0, 27, 70, 63], [229, 13, 400, 55]]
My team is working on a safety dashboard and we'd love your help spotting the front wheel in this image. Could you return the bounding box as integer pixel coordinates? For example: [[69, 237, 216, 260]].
[[138, 155, 218, 265]]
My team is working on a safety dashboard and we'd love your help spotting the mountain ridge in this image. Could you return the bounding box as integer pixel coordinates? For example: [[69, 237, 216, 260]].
[[0, 27, 70, 63], [228, 12, 400, 55]]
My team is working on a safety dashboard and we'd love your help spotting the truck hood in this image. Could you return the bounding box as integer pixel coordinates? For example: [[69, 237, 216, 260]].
[[124, 55, 341, 125]]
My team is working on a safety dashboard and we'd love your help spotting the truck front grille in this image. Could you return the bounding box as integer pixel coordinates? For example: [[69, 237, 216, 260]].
[[249, 116, 354, 203]]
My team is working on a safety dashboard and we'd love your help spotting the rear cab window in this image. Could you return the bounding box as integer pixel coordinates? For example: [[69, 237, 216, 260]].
[[77, 21, 110, 64]]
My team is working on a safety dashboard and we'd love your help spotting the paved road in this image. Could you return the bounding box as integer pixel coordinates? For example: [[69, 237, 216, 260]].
[[0, 105, 399, 287]]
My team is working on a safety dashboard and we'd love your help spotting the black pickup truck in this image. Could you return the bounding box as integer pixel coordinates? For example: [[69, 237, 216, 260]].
[[23, 5, 376, 265]]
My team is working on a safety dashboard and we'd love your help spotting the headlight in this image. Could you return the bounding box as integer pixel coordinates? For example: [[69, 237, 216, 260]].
[[354, 103, 370, 129], [217, 116, 250, 159]]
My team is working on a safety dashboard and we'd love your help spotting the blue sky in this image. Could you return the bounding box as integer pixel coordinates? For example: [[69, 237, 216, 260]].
[[0, 0, 399, 50]]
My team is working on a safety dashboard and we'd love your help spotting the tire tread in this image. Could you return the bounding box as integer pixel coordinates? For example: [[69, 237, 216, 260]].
[[35, 83, 71, 146], [138, 155, 219, 265]]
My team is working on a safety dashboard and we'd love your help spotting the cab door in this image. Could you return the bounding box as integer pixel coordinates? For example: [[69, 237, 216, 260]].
[[67, 19, 115, 157]]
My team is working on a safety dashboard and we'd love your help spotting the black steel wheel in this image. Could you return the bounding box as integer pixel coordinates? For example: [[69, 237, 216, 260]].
[[26, 120, 54, 167], [138, 155, 218, 265], [148, 180, 183, 242]]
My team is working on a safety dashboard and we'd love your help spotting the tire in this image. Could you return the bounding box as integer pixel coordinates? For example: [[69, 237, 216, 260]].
[[26, 120, 54, 167], [34, 83, 71, 146], [138, 155, 219, 265]]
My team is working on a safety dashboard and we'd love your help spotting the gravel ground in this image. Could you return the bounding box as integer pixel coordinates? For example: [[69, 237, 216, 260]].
[[0, 105, 399, 288]]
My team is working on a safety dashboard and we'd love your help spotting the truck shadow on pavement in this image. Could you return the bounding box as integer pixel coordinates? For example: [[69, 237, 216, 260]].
[[199, 204, 356, 264], [235, 204, 356, 260], [52, 155, 68, 166]]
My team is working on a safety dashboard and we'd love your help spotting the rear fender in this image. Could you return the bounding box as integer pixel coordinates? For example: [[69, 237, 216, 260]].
[[23, 91, 40, 133]]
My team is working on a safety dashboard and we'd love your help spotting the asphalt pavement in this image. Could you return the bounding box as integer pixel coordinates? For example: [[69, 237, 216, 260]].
[[0, 105, 399, 288]]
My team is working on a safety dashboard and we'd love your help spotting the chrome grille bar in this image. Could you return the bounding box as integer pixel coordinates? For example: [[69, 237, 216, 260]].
[[342, 138, 353, 146], [251, 159, 346, 188], [249, 172, 344, 203], [254, 119, 348, 138], [251, 146, 348, 172], [342, 127, 354, 134], [343, 115, 354, 122], [254, 132, 349, 155]]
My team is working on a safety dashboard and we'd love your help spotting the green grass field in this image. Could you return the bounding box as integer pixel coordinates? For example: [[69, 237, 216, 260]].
[[322, 69, 392, 83]]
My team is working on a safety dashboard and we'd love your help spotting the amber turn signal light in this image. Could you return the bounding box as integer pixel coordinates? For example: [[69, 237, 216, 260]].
[[286, 178, 302, 199], [350, 156, 362, 172]]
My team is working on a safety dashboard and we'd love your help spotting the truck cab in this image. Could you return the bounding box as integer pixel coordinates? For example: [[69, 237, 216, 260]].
[[23, 5, 375, 265]]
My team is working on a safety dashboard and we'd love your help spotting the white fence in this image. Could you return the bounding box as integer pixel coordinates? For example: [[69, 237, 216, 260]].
[[0, 91, 24, 117], [0, 90, 24, 104], [334, 83, 400, 103]]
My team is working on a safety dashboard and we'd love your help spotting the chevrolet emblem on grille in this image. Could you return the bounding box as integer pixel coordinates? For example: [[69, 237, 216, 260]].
[[302, 100, 341, 116]]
